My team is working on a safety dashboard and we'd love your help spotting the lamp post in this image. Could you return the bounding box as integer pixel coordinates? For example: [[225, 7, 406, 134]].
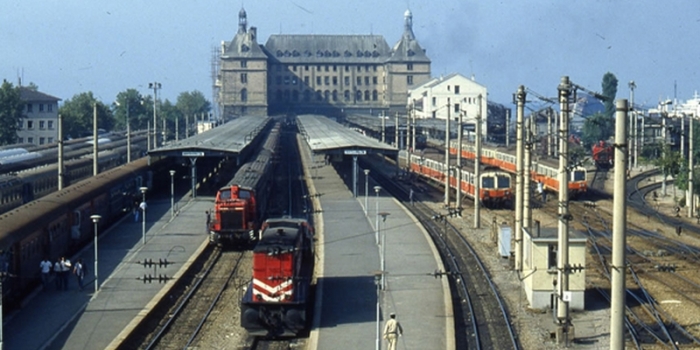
[[90, 215, 102, 293], [374, 272, 382, 350], [148, 82, 161, 149], [379, 212, 390, 290], [116, 100, 131, 163], [374, 186, 381, 244], [169, 170, 176, 219], [140, 187, 148, 244], [364, 169, 370, 215]]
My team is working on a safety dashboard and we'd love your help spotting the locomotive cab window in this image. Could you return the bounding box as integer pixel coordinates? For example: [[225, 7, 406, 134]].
[[481, 176, 495, 189], [220, 189, 231, 200]]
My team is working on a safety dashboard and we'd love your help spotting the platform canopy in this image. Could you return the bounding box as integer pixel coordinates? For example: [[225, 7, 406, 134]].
[[297, 114, 397, 156], [149, 116, 270, 158]]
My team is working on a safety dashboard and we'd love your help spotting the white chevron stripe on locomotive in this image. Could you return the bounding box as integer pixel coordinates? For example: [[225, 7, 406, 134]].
[[253, 278, 293, 294]]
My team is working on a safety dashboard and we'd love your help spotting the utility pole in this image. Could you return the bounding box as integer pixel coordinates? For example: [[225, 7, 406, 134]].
[[523, 115, 532, 231], [58, 113, 64, 190], [690, 113, 695, 219], [610, 99, 629, 350], [514, 86, 526, 271], [556, 76, 572, 343], [149, 82, 161, 149], [445, 98, 451, 208], [381, 112, 386, 143], [505, 109, 510, 147], [548, 108, 554, 158], [93, 103, 98, 176], [474, 95, 482, 228], [628, 81, 636, 170], [395, 112, 399, 148], [126, 100, 131, 163], [456, 109, 463, 211], [411, 100, 416, 152]]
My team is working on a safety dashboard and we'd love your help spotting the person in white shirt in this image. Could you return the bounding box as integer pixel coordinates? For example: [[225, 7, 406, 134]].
[[39, 257, 52, 288]]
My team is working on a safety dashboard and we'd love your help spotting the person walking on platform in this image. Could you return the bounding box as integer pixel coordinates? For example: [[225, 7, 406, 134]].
[[383, 312, 403, 350], [60, 257, 72, 290], [73, 259, 85, 291], [39, 257, 52, 288], [206, 210, 211, 232], [409, 188, 414, 206], [54, 259, 63, 290]]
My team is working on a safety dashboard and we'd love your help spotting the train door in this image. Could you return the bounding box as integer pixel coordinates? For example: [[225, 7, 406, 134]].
[[70, 210, 82, 240]]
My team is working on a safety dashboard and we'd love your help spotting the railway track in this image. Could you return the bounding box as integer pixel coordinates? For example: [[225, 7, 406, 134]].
[[140, 248, 251, 349], [544, 168, 700, 348], [363, 156, 520, 350]]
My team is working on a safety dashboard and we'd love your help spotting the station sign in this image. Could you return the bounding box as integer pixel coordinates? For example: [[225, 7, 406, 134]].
[[182, 151, 205, 157], [344, 149, 367, 155]]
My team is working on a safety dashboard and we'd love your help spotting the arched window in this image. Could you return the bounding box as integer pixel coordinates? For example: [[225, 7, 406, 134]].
[[324, 90, 330, 101], [372, 90, 378, 101], [356, 90, 362, 101], [332, 90, 338, 101], [241, 88, 248, 102], [316, 90, 322, 101], [344, 90, 351, 101], [364, 90, 370, 101]]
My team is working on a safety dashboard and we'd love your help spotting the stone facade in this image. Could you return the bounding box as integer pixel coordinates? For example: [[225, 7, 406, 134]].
[[18, 88, 61, 145], [217, 8, 430, 119]]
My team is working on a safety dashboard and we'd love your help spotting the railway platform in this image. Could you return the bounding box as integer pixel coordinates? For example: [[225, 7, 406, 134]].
[[304, 152, 454, 349], [4, 195, 213, 350]]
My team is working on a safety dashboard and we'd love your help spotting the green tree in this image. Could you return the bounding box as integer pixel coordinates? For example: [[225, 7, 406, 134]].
[[602, 72, 618, 119], [0, 80, 23, 145], [113, 89, 150, 131], [160, 99, 183, 142], [59, 92, 115, 138], [651, 144, 683, 196], [581, 112, 614, 148], [175, 90, 211, 119]]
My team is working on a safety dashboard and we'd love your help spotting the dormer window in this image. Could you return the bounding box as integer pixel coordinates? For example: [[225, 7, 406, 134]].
[[333, 50, 340, 57], [276, 50, 283, 57], [241, 44, 249, 52], [357, 50, 363, 57], [344, 50, 352, 57], [316, 50, 323, 57], [324, 50, 331, 57], [364, 50, 371, 57], [284, 50, 291, 57], [372, 51, 379, 57], [407, 49, 415, 56], [293, 50, 300, 57]]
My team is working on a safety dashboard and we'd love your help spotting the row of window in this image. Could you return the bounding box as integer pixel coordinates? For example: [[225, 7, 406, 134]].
[[17, 136, 54, 145], [272, 75, 381, 86], [24, 120, 54, 130], [274, 49, 382, 59], [26, 103, 55, 113], [271, 89, 381, 103], [273, 64, 381, 73]]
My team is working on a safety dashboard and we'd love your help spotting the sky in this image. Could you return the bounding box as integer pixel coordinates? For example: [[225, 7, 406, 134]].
[[3, 0, 700, 111]]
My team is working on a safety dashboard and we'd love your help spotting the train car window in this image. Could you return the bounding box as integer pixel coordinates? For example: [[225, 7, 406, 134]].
[[572, 170, 586, 182], [239, 190, 251, 199], [481, 176, 495, 189], [497, 175, 510, 188], [219, 189, 231, 200]]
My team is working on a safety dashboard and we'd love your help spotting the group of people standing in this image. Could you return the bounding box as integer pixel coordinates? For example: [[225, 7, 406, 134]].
[[39, 257, 86, 291]]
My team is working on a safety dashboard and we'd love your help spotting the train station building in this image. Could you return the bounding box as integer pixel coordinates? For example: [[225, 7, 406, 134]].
[[217, 8, 431, 119]]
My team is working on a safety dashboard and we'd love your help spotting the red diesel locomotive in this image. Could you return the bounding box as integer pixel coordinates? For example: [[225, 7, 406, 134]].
[[241, 217, 315, 337]]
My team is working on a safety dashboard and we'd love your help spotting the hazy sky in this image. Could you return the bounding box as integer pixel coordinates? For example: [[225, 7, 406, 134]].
[[3, 0, 700, 110]]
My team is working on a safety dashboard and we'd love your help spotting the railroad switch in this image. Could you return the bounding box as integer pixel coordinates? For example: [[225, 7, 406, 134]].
[[654, 264, 676, 272], [430, 269, 458, 279], [138, 274, 172, 284]]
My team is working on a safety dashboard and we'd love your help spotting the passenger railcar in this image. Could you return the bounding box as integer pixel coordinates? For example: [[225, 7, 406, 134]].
[[0, 143, 147, 215], [404, 152, 514, 208], [449, 141, 588, 198], [0, 156, 169, 308], [209, 124, 279, 245], [241, 217, 315, 337]]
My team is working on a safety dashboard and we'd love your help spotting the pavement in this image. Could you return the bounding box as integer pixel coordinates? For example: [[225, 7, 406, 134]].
[[5, 194, 213, 350], [303, 150, 454, 350]]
